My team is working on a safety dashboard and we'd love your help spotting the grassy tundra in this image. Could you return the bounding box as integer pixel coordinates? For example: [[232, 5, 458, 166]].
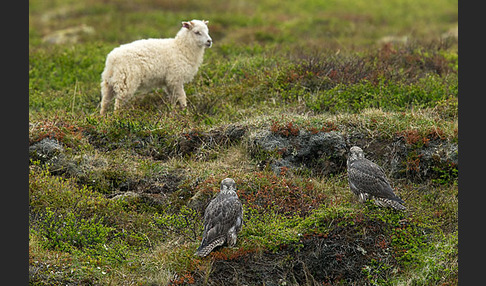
[[29, 0, 458, 284]]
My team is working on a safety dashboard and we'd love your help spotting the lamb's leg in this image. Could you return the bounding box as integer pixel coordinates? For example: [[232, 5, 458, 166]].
[[169, 85, 187, 109], [100, 80, 114, 115], [114, 93, 129, 112], [177, 87, 187, 109], [113, 78, 137, 112]]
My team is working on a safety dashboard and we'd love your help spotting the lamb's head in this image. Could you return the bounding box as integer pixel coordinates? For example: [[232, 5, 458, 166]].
[[179, 20, 212, 48]]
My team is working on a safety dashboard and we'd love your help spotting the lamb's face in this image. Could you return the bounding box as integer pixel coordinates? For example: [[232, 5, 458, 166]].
[[182, 20, 212, 48]]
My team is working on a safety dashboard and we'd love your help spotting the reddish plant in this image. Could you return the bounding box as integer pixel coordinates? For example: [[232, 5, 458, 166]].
[[30, 118, 84, 147], [406, 154, 422, 173], [169, 273, 195, 285], [238, 172, 327, 217], [270, 119, 300, 137], [308, 121, 338, 134]]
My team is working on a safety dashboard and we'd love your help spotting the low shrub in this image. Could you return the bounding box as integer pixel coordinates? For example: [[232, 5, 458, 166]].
[[34, 209, 113, 252]]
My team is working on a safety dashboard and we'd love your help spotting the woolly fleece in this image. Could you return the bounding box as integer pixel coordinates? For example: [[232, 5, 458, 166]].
[[100, 20, 212, 115]]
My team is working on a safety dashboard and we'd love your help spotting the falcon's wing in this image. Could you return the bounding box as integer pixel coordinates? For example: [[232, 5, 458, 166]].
[[348, 158, 402, 202]]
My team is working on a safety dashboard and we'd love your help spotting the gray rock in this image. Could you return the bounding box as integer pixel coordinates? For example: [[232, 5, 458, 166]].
[[29, 138, 64, 163], [250, 129, 347, 176]]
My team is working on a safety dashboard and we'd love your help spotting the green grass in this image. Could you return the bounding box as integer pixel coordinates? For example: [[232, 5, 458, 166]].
[[29, 0, 457, 284]]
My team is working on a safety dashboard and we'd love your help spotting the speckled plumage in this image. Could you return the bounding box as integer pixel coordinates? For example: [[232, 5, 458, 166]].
[[195, 178, 243, 257], [347, 146, 406, 210]]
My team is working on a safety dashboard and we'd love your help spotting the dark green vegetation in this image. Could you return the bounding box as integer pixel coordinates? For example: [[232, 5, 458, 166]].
[[29, 0, 457, 284]]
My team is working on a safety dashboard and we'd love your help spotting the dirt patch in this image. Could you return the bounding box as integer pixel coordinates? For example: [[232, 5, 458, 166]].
[[118, 170, 184, 194], [177, 124, 247, 157], [191, 214, 400, 285], [84, 123, 247, 160], [108, 169, 187, 210]]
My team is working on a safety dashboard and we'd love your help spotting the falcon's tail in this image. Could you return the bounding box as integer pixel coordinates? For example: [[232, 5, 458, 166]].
[[194, 236, 225, 257], [394, 196, 405, 205], [373, 197, 406, 211]]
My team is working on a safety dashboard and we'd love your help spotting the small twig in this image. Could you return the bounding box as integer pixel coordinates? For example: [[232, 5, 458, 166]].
[[71, 79, 78, 114], [140, 231, 153, 249]]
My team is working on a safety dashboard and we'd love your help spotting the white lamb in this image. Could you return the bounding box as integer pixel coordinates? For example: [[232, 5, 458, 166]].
[[99, 19, 212, 115]]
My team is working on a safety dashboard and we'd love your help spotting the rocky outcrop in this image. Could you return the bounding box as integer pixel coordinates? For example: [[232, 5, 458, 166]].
[[250, 129, 347, 176], [250, 128, 458, 183]]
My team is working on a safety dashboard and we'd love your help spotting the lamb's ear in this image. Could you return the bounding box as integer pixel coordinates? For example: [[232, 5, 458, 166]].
[[182, 21, 193, 30], [203, 20, 209, 26]]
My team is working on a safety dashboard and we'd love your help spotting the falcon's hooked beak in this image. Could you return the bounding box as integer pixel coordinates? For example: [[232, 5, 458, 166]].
[[220, 178, 236, 192]]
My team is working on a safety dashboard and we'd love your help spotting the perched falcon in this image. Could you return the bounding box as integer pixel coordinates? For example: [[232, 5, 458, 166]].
[[347, 146, 406, 210], [195, 178, 243, 257]]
